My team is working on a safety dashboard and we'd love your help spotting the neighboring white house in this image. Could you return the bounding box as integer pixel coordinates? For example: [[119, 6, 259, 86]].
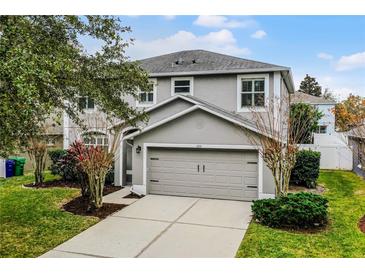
[[292, 91, 352, 170], [291, 91, 336, 135]]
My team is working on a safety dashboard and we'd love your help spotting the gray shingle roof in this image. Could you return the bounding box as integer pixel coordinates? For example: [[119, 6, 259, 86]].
[[138, 49, 289, 75], [291, 91, 336, 105]]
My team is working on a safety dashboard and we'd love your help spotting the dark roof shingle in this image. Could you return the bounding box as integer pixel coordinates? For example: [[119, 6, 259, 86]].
[[138, 49, 289, 75]]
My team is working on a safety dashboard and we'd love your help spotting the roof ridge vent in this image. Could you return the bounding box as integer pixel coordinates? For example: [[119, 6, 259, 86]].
[[175, 57, 184, 65]]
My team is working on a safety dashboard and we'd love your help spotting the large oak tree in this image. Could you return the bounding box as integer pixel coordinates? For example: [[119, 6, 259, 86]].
[[0, 16, 149, 157]]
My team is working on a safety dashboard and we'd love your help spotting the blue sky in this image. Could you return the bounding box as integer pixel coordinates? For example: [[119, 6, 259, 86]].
[[84, 16, 365, 99]]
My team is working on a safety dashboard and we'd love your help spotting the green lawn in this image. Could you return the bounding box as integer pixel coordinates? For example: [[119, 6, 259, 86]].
[[237, 170, 365, 258], [0, 172, 98, 258]]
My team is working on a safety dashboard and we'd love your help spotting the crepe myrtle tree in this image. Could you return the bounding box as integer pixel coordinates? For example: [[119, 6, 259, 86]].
[[0, 16, 150, 157], [247, 96, 314, 196], [70, 115, 139, 210]]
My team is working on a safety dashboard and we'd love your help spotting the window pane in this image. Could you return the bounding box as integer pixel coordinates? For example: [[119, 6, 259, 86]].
[[139, 92, 147, 102], [241, 81, 252, 92], [90, 137, 96, 144], [97, 137, 103, 145], [241, 94, 252, 107], [254, 93, 265, 107], [78, 97, 87, 109], [254, 80, 265, 92], [83, 137, 90, 144], [175, 86, 190, 93], [320, 126, 327, 134], [104, 138, 108, 145], [147, 92, 154, 102], [174, 80, 190, 86], [87, 98, 95, 109]]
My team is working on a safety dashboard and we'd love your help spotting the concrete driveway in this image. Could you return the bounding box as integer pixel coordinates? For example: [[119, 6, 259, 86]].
[[41, 195, 252, 258]]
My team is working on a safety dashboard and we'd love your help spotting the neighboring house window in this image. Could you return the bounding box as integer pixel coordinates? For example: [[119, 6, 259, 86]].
[[83, 133, 109, 150], [237, 74, 269, 112], [137, 78, 157, 107], [171, 77, 194, 96], [316, 125, 327, 134], [79, 97, 95, 110]]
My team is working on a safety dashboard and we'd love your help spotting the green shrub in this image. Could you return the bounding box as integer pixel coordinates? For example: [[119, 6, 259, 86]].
[[290, 150, 321, 188], [48, 149, 67, 175], [252, 192, 328, 229]]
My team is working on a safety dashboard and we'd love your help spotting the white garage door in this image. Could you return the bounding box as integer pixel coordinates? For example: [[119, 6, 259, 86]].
[[147, 148, 258, 201]]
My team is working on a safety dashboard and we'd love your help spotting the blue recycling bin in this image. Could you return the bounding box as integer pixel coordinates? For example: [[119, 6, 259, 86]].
[[5, 159, 15, 178]]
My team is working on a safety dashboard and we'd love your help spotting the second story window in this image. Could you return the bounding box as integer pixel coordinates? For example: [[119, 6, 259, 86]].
[[237, 74, 269, 111], [79, 97, 95, 110], [171, 77, 194, 96], [137, 79, 157, 107]]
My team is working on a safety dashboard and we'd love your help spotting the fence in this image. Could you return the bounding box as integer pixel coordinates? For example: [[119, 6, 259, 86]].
[[300, 144, 353, 170]]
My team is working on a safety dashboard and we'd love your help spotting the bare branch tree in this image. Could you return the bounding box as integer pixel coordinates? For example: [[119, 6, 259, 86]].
[[246, 96, 315, 196]]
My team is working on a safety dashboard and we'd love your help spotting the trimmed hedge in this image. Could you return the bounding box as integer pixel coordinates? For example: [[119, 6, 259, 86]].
[[290, 150, 321, 188], [252, 192, 328, 229]]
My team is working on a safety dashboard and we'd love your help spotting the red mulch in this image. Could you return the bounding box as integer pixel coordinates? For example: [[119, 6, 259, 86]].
[[24, 180, 122, 196], [359, 215, 365, 234], [62, 196, 126, 219]]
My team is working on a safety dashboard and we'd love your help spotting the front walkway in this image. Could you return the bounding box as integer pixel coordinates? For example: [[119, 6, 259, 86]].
[[41, 195, 252, 258]]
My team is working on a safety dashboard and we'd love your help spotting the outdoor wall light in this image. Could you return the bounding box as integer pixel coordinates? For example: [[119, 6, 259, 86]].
[[136, 145, 142, 154]]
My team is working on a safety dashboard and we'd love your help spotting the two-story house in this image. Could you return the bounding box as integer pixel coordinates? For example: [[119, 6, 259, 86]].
[[64, 50, 295, 201]]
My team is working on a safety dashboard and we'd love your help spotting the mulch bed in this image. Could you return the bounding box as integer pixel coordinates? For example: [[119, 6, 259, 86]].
[[24, 180, 122, 196], [123, 192, 143, 199], [359, 215, 365, 234], [62, 196, 126, 219]]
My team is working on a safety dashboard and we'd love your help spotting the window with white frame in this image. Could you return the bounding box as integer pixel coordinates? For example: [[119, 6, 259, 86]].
[[82, 133, 109, 150], [171, 77, 193, 95], [316, 125, 327, 134], [137, 79, 157, 107], [78, 96, 95, 110], [237, 74, 268, 111]]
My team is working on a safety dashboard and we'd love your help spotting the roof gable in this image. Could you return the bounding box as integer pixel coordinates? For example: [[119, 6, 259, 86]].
[[291, 91, 336, 105]]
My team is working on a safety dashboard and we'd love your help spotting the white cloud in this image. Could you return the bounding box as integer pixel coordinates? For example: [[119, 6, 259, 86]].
[[193, 15, 255, 29], [317, 52, 333, 60], [163, 15, 176, 20], [127, 29, 251, 59], [251, 30, 267, 39], [336, 51, 365, 71]]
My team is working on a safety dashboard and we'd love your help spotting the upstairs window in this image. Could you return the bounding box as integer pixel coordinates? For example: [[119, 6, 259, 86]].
[[78, 97, 95, 110], [137, 79, 157, 107], [171, 77, 194, 96], [237, 74, 268, 111]]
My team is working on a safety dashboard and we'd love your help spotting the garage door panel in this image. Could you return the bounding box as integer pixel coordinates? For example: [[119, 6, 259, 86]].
[[148, 148, 258, 201]]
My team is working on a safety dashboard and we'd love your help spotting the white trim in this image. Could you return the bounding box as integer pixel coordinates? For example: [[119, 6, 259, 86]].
[[236, 73, 269, 112], [258, 152, 263, 196], [137, 142, 272, 199], [171, 76, 194, 96], [136, 78, 157, 108], [144, 94, 197, 113]]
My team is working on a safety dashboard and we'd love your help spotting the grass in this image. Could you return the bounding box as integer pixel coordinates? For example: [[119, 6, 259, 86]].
[[0, 172, 98, 258], [236, 170, 365, 258]]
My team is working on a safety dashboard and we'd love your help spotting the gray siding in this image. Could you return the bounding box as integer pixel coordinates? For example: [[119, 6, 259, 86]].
[[132, 109, 275, 195]]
